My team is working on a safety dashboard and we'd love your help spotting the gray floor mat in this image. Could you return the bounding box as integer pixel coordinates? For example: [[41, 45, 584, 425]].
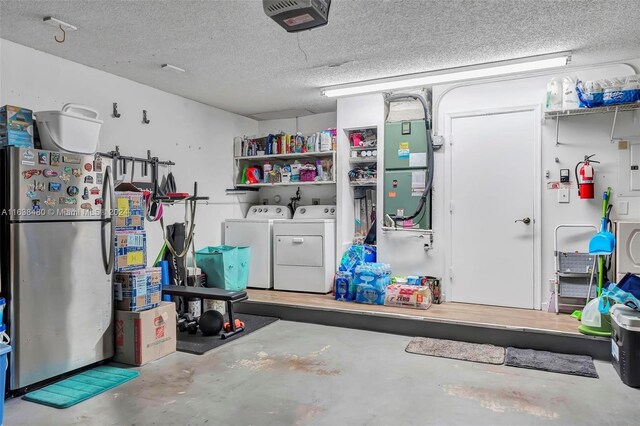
[[505, 347, 599, 378], [406, 337, 505, 365]]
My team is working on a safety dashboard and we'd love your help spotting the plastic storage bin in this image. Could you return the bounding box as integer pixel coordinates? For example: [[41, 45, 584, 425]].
[[35, 103, 103, 154], [196, 245, 251, 291], [0, 343, 10, 426], [611, 304, 640, 387]]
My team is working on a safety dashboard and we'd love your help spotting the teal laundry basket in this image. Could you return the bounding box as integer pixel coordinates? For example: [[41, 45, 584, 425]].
[[0, 343, 10, 426], [196, 245, 251, 291]]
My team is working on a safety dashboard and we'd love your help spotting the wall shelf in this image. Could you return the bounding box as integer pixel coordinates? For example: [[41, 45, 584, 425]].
[[544, 103, 640, 119], [349, 157, 378, 164], [350, 146, 377, 152], [545, 103, 640, 145], [235, 151, 335, 161], [235, 181, 336, 189], [350, 180, 377, 187]]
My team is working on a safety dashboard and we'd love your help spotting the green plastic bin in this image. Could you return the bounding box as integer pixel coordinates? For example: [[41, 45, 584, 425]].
[[195, 245, 250, 291]]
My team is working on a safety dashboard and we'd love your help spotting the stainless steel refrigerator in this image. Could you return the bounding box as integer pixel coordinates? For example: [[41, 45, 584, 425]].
[[0, 146, 115, 392]]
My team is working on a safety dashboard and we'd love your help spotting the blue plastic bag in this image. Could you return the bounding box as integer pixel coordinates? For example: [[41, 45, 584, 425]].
[[599, 273, 640, 313]]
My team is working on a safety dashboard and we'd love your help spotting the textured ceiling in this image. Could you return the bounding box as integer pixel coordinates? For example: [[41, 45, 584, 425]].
[[1, 0, 640, 119]]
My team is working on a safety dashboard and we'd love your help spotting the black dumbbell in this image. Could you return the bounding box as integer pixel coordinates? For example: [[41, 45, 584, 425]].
[[186, 320, 199, 334]]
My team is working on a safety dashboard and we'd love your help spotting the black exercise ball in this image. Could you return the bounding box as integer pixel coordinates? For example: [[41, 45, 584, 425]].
[[199, 310, 224, 336]]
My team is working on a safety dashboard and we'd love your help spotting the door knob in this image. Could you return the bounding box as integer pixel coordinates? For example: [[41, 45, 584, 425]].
[[515, 217, 531, 225]]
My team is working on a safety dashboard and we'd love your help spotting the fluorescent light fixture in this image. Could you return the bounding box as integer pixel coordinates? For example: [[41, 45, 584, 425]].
[[321, 53, 571, 97], [43, 16, 77, 31], [161, 64, 186, 73]]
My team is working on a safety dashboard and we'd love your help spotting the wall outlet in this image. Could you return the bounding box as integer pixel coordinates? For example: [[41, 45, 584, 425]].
[[312, 198, 320, 205], [558, 189, 570, 203]]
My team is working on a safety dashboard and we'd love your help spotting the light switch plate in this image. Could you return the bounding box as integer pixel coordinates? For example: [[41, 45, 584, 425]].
[[618, 200, 629, 215], [558, 188, 570, 203]]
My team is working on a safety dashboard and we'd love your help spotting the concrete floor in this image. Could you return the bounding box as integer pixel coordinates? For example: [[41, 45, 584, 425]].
[[5, 321, 639, 425]]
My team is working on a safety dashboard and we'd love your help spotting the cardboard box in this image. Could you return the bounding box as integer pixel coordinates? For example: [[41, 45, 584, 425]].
[[114, 268, 162, 311], [114, 302, 176, 366], [0, 105, 34, 148], [114, 231, 147, 272], [115, 191, 145, 231]]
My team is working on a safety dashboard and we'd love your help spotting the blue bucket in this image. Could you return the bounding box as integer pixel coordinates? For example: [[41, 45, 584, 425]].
[[0, 343, 11, 426]]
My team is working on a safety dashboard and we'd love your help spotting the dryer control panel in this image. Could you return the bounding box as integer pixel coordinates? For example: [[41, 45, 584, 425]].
[[246, 204, 292, 219]]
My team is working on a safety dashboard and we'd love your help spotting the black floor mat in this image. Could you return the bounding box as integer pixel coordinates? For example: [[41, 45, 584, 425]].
[[176, 313, 279, 355], [505, 347, 599, 378]]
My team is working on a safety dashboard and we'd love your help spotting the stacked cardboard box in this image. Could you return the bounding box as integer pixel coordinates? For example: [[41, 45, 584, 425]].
[[114, 301, 177, 366], [112, 191, 175, 366], [114, 267, 162, 312], [113, 191, 160, 311]]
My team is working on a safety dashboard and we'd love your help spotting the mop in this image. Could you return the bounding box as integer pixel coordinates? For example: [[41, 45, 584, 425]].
[[577, 188, 615, 336]]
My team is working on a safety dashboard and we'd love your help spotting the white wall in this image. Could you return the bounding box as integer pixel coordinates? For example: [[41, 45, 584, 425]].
[[336, 94, 386, 258], [336, 61, 640, 309], [257, 111, 336, 135], [0, 39, 259, 257], [434, 62, 640, 308]]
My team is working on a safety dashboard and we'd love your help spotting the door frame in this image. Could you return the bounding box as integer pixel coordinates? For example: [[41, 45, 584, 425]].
[[443, 105, 542, 309]]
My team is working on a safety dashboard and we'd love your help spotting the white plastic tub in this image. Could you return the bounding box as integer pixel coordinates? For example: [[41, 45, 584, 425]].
[[35, 103, 103, 154]]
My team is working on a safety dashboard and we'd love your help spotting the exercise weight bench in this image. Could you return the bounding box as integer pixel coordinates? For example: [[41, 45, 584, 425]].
[[162, 285, 248, 339]]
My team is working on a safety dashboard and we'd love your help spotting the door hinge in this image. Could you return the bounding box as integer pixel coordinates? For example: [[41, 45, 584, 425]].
[[449, 200, 454, 213], [449, 135, 453, 146], [449, 266, 453, 281]]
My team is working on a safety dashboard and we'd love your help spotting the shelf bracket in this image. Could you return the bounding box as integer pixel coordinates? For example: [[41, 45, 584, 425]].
[[610, 106, 619, 143]]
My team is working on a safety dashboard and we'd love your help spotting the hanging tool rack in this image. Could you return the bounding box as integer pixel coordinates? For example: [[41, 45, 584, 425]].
[[98, 146, 176, 201]]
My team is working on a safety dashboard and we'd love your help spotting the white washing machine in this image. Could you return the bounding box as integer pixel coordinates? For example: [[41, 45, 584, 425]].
[[273, 205, 336, 293], [615, 221, 640, 282], [224, 205, 292, 289]]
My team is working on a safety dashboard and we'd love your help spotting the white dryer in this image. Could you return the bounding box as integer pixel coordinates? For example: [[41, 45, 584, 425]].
[[615, 221, 640, 282], [273, 205, 336, 293], [224, 205, 292, 289]]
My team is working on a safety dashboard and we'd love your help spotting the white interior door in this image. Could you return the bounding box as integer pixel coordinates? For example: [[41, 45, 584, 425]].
[[449, 109, 537, 308]]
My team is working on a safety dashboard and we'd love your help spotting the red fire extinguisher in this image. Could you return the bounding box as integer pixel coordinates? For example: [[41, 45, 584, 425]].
[[575, 154, 599, 199]]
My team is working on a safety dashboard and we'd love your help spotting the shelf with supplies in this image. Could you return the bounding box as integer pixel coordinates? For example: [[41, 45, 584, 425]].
[[234, 180, 336, 188], [545, 103, 640, 145], [234, 151, 336, 161]]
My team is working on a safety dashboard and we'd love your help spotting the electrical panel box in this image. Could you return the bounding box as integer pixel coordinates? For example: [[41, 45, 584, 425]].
[[384, 121, 428, 170], [617, 140, 640, 196]]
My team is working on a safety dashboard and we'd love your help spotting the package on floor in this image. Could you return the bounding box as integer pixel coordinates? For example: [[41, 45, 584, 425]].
[[115, 191, 145, 230], [115, 301, 176, 366], [114, 231, 147, 272], [114, 267, 162, 312], [385, 284, 432, 309], [353, 263, 391, 305], [392, 275, 442, 304], [338, 245, 377, 273], [335, 271, 356, 302], [1, 105, 33, 148]]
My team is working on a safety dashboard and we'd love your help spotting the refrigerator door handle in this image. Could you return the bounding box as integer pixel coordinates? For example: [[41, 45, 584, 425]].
[[102, 165, 115, 274]]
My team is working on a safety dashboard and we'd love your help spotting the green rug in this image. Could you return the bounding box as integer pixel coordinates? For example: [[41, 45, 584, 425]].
[[23, 366, 140, 408]]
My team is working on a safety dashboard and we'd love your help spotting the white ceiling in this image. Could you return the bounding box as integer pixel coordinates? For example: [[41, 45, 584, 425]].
[[1, 0, 640, 119]]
